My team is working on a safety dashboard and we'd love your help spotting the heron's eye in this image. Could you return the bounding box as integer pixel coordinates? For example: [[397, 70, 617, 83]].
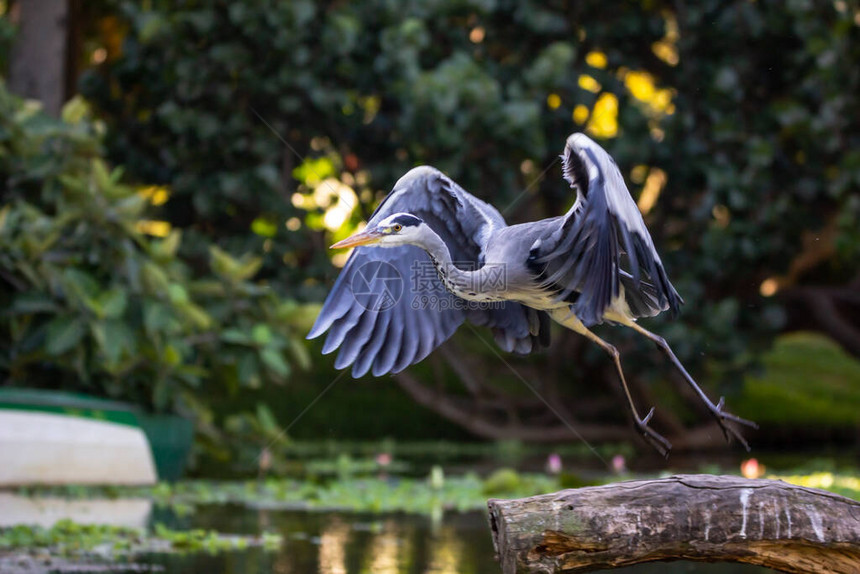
[[393, 224, 402, 232]]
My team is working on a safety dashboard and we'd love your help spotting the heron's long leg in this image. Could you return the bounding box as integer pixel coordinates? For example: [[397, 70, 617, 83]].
[[622, 319, 758, 450], [551, 310, 672, 456]]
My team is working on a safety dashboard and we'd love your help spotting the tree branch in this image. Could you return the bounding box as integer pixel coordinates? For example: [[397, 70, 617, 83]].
[[392, 371, 630, 442], [489, 474, 860, 574], [784, 286, 860, 357]]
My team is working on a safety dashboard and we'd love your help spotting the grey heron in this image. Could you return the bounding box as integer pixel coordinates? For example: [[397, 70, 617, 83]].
[[308, 133, 756, 455]]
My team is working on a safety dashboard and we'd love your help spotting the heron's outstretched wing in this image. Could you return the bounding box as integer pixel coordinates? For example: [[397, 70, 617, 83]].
[[533, 133, 682, 326], [308, 166, 548, 377]]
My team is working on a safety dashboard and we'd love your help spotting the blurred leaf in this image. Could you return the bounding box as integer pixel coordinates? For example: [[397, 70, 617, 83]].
[[153, 229, 182, 259], [168, 283, 189, 304], [250, 216, 277, 238], [260, 347, 290, 379], [45, 316, 87, 355], [97, 289, 128, 319], [11, 292, 59, 314], [163, 344, 182, 366], [63, 268, 100, 299], [144, 301, 173, 335], [209, 246, 261, 282], [236, 257, 263, 281], [221, 329, 253, 345], [92, 319, 135, 365], [61, 95, 90, 124], [251, 324, 272, 346], [176, 301, 212, 330], [141, 261, 171, 294], [255, 403, 280, 434], [237, 351, 260, 386], [289, 338, 312, 371], [113, 194, 148, 217], [293, 156, 335, 186]]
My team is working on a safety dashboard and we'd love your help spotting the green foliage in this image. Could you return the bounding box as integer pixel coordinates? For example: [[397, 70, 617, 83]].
[[0, 520, 142, 555], [0, 518, 282, 556], [79, 0, 860, 407], [14, 463, 860, 515], [282, 439, 629, 461], [0, 82, 311, 460], [481, 468, 522, 496], [18, 471, 562, 515], [735, 332, 860, 426], [767, 470, 860, 502]]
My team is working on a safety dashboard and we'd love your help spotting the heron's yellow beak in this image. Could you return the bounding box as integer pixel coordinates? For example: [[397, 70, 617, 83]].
[[330, 229, 383, 249]]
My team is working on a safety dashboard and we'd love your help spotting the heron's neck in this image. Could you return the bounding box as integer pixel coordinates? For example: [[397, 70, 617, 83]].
[[415, 228, 504, 300]]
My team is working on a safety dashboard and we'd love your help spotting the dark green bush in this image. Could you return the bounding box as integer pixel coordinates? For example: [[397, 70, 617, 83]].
[[0, 83, 313, 460], [72, 0, 860, 434]]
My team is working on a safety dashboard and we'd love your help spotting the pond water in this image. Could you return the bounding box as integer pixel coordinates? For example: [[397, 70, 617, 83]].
[[8, 445, 836, 573], [145, 504, 777, 574]]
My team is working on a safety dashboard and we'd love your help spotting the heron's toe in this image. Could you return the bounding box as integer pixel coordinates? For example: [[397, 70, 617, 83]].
[[633, 412, 672, 458]]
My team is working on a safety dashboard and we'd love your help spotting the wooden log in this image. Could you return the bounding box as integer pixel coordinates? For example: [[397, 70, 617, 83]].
[[488, 474, 860, 574]]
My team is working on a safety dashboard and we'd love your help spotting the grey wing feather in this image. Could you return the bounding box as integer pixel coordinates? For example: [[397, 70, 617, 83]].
[[309, 166, 549, 377], [534, 133, 682, 326]]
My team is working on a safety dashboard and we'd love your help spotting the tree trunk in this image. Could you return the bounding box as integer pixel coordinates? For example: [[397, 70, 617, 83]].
[[488, 474, 860, 573], [9, 0, 70, 116]]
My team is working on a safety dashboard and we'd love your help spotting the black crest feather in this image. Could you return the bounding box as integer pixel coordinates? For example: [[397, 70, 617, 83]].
[[391, 214, 423, 227]]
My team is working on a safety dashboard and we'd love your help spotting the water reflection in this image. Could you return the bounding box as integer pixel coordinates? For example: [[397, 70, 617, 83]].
[[318, 516, 349, 574], [426, 528, 464, 574], [0, 494, 778, 574], [309, 512, 472, 574], [363, 519, 408, 573], [0, 493, 151, 528], [148, 506, 775, 574]]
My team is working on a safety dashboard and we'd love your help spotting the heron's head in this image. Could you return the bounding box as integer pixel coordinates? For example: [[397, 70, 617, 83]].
[[331, 213, 425, 249]]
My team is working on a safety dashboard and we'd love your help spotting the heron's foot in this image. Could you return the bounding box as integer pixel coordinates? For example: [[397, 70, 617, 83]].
[[708, 397, 758, 451], [634, 407, 672, 458]]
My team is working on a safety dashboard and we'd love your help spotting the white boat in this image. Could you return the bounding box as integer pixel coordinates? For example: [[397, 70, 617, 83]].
[[0, 389, 158, 486]]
